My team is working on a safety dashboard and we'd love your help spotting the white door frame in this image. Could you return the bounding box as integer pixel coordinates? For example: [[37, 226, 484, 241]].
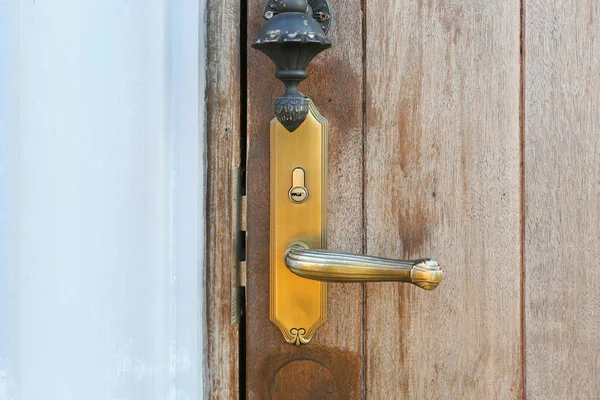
[[0, 1, 208, 398]]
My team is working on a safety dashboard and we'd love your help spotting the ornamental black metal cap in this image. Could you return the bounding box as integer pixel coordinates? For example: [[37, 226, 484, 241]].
[[252, 0, 332, 132]]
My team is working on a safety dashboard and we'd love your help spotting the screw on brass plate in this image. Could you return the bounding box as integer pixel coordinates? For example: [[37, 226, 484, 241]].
[[316, 12, 329, 21], [289, 168, 308, 204]]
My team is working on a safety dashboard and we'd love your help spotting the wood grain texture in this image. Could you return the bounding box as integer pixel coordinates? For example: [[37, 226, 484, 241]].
[[245, 0, 365, 397], [364, 1, 522, 398], [205, 0, 240, 397], [524, 1, 600, 398]]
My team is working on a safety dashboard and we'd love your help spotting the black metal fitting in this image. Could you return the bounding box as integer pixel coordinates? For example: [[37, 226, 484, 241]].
[[252, 0, 332, 132]]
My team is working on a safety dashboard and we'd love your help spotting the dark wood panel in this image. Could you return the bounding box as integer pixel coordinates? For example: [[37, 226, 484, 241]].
[[524, 1, 600, 397], [245, 0, 365, 398], [364, 1, 522, 398], [206, 0, 240, 397]]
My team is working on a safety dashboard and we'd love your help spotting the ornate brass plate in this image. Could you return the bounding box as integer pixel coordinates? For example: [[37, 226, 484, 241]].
[[270, 100, 327, 345]]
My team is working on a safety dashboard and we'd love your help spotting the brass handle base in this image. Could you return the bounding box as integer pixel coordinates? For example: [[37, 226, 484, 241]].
[[285, 242, 443, 290], [268, 103, 328, 346]]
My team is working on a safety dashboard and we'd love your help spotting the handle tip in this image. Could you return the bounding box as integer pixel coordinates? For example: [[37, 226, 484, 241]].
[[411, 260, 444, 290]]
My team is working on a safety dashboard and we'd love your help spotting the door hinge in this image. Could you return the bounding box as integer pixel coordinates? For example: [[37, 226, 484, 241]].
[[232, 166, 247, 324]]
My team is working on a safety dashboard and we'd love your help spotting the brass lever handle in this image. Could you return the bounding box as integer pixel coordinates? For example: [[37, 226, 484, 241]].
[[285, 242, 443, 290], [253, 0, 442, 345]]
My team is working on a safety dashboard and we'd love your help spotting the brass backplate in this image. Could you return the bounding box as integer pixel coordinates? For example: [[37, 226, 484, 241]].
[[270, 100, 327, 345]]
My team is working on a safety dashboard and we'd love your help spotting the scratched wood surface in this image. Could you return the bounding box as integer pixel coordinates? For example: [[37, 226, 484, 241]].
[[231, 1, 600, 399], [524, 1, 600, 398], [245, 0, 365, 397], [205, 0, 240, 398], [364, 1, 522, 398]]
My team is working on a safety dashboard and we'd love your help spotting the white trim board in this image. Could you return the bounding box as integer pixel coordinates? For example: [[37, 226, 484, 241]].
[[0, 1, 207, 398]]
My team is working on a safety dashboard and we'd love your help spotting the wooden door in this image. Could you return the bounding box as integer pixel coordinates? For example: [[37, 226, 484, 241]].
[[206, 0, 600, 398]]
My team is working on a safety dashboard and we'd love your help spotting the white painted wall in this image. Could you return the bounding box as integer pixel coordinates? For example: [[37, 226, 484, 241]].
[[0, 1, 206, 399]]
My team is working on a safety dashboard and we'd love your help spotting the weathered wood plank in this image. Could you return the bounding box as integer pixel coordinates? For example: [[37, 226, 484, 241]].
[[245, 0, 365, 397], [524, 2, 600, 398], [206, 0, 240, 397], [364, 1, 522, 398]]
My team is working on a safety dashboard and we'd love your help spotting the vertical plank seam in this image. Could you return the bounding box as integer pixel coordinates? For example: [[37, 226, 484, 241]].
[[239, 1, 248, 398], [361, 0, 368, 399], [519, 0, 527, 397]]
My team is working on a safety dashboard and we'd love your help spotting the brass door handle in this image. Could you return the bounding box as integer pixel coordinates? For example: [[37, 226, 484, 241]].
[[252, 0, 443, 345], [285, 242, 443, 290]]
